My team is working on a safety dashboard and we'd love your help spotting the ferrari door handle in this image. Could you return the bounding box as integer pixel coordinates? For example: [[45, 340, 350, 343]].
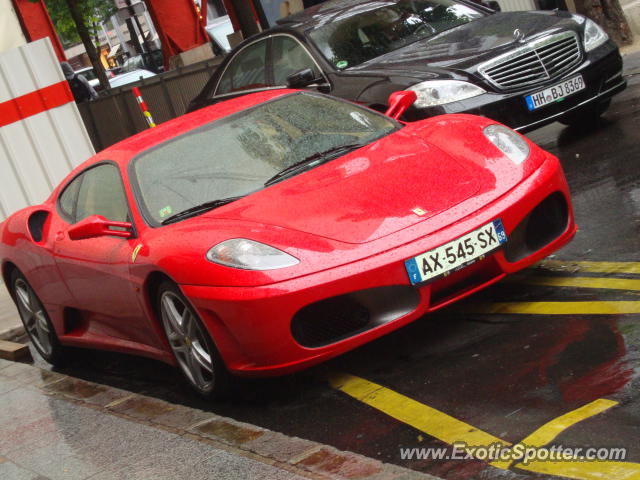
[[55, 231, 65, 241]]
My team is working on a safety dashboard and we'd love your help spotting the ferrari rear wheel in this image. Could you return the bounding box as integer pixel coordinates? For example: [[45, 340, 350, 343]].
[[10, 270, 66, 365], [157, 282, 229, 399]]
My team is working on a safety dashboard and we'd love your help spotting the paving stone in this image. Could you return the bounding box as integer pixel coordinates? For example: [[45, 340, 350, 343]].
[[0, 394, 105, 456], [1, 363, 64, 388], [295, 447, 382, 479], [1, 361, 37, 378], [244, 430, 319, 464], [44, 377, 109, 400], [0, 414, 61, 456], [367, 464, 439, 480], [0, 386, 56, 425], [9, 448, 102, 480], [81, 385, 133, 408], [107, 394, 176, 421], [190, 417, 265, 445], [151, 404, 214, 430], [0, 459, 49, 480], [0, 376, 22, 395], [0, 358, 13, 369]]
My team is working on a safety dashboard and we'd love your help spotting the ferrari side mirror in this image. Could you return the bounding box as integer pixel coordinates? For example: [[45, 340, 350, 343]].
[[286, 68, 319, 89], [385, 91, 417, 120], [68, 215, 133, 240]]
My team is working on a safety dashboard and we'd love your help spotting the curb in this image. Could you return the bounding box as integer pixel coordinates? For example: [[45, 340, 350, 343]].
[[0, 358, 440, 480], [0, 324, 25, 341]]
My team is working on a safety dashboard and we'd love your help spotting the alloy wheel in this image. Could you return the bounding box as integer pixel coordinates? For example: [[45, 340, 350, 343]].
[[160, 291, 215, 393], [14, 278, 53, 356]]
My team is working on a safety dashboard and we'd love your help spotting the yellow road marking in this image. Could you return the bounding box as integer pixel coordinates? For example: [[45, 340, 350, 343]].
[[517, 459, 640, 480], [537, 260, 640, 275], [456, 301, 640, 315], [330, 373, 640, 479], [491, 399, 617, 469], [514, 276, 640, 291], [328, 372, 510, 451]]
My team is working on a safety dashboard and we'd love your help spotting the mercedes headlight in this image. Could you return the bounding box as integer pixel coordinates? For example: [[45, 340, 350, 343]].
[[483, 125, 530, 165], [207, 239, 299, 270], [407, 80, 485, 108], [575, 15, 609, 52]]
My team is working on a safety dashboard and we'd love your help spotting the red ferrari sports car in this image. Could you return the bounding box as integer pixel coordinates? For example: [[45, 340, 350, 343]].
[[0, 90, 575, 397]]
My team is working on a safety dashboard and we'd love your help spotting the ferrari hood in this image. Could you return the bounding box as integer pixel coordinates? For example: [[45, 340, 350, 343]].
[[208, 129, 490, 244]]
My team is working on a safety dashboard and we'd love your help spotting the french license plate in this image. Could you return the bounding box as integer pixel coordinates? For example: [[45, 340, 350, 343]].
[[525, 75, 585, 111], [404, 219, 507, 285]]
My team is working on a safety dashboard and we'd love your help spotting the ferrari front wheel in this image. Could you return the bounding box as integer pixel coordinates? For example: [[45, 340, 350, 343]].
[[10, 270, 66, 365], [157, 282, 229, 399]]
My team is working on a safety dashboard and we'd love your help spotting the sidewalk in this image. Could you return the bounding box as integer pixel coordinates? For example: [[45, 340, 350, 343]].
[[0, 359, 435, 480]]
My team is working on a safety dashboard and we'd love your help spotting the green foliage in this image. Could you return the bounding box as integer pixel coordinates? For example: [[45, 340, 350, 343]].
[[36, 0, 117, 47]]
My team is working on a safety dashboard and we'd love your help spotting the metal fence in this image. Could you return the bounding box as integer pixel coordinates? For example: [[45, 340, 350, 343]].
[[0, 38, 95, 222], [77, 57, 223, 152]]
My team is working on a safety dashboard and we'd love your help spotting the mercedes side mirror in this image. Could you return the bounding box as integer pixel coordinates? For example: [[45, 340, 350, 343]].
[[385, 91, 417, 120], [286, 68, 319, 88], [68, 215, 133, 240]]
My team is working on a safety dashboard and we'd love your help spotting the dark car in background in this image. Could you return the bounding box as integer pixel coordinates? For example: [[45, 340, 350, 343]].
[[188, 0, 626, 131]]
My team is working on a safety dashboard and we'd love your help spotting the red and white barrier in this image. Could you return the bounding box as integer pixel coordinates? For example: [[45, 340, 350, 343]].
[[0, 38, 95, 222], [132, 87, 156, 129]]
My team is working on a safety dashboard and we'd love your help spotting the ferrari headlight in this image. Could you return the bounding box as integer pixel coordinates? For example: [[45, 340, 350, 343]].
[[483, 124, 530, 165], [407, 80, 485, 108], [206, 238, 299, 270], [582, 17, 609, 52]]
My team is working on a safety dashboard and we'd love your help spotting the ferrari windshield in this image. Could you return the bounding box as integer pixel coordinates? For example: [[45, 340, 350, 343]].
[[132, 93, 398, 225], [308, 0, 483, 70]]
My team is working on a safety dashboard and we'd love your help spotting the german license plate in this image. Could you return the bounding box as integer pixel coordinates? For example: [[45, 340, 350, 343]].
[[405, 219, 507, 285], [525, 75, 585, 111]]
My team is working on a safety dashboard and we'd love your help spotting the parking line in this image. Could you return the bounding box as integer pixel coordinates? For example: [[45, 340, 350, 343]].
[[328, 373, 510, 452], [517, 459, 640, 479], [456, 301, 640, 315], [330, 374, 640, 479], [537, 260, 640, 275], [513, 276, 640, 291], [491, 398, 617, 469]]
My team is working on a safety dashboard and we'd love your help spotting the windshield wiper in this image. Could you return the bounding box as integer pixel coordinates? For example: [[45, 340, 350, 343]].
[[161, 196, 244, 225], [264, 143, 363, 187]]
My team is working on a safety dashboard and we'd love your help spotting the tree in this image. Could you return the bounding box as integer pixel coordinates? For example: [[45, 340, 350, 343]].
[[36, 0, 116, 90], [574, 0, 633, 46]]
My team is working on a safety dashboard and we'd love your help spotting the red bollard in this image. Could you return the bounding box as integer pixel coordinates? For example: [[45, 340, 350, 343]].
[[132, 87, 156, 128]]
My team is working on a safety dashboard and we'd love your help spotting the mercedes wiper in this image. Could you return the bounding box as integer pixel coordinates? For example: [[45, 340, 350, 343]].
[[264, 143, 363, 187], [161, 196, 243, 225]]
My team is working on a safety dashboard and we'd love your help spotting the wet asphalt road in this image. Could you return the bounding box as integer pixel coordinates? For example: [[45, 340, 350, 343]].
[[28, 53, 640, 480]]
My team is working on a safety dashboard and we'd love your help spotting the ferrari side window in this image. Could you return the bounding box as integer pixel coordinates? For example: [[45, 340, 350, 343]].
[[216, 40, 269, 95], [75, 164, 129, 223], [58, 174, 83, 223], [272, 36, 319, 86]]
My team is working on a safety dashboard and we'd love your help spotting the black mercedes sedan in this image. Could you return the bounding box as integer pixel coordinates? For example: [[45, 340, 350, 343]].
[[187, 0, 626, 132]]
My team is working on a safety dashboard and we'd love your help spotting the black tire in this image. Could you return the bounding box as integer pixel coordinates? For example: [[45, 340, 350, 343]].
[[10, 269, 67, 366], [156, 281, 229, 399], [559, 99, 611, 127]]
